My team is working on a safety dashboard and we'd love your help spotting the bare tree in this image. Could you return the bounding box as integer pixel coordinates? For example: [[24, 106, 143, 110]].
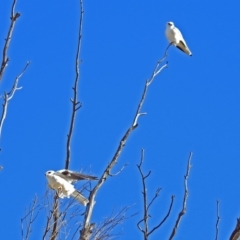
[[0, 0, 29, 169], [2, 0, 240, 239]]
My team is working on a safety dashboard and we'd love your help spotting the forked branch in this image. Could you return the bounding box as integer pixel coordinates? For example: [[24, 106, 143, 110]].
[[0, 0, 21, 81], [0, 62, 30, 139], [168, 152, 193, 240], [80, 46, 169, 240], [91, 206, 136, 240], [137, 149, 174, 239], [65, 0, 84, 170], [21, 195, 41, 240]]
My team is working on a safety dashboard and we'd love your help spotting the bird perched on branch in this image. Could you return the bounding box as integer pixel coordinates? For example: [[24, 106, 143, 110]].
[[45, 169, 98, 206], [165, 22, 192, 56]]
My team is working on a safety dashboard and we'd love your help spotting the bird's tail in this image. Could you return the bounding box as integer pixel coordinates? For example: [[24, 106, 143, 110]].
[[71, 190, 89, 206], [177, 41, 192, 56]]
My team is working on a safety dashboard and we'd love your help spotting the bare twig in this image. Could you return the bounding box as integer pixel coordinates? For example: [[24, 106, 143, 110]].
[[65, 0, 84, 170], [42, 189, 85, 240], [148, 195, 175, 236], [91, 206, 136, 240], [168, 152, 193, 240], [230, 218, 240, 240], [147, 188, 161, 211], [21, 195, 41, 240], [137, 149, 174, 239], [109, 163, 128, 176], [80, 46, 169, 240], [0, 0, 21, 81], [215, 200, 220, 240], [0, 62, 30, 138]]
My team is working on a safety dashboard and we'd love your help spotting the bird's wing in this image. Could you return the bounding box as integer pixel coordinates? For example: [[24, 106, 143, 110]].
[[71, 190, 89, 206], [56, 169, 98, 183], [176, 40, 192, 56], [173, 26, 184, 40]]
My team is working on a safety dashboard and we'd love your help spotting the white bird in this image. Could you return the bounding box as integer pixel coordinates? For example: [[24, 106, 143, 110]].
[[165, 22, 192, 56], [45, 169, 98, 206]]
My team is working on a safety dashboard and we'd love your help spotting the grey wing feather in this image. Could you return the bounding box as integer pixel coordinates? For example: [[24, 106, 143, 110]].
[[177, 40, 192, 56], [71, 190, 89, 206], [56, 169, 98, 183]]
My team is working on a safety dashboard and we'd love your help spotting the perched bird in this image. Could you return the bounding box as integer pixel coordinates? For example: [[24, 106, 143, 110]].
[[165, 22, 192, 56], [45, 169, 98, 206]]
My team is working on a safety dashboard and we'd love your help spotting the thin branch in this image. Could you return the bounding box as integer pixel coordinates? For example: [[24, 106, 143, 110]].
[[148, 195, 175, 236], [109, 163, 128, 176], [147, 188, 161, 211], [50, 194, 60, 240], [0, 62, 30, 139], [137, 150, 174, 239], [137, 149, 149, 240], [0, 0, 21, 81], [80, 45, 169, 240], [21, 195, 41, 240], [168, 152, 193, 240], [91, 206, 136, 240], [42, 189, 85, 240], [65, 0, 84, 170], [229, 218, 240, 240], [215, 200, 220, 240]]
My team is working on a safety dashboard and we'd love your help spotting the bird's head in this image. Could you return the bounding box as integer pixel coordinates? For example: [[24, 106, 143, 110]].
[[45, 170, 55, 176], [167, 22, 174, 27]]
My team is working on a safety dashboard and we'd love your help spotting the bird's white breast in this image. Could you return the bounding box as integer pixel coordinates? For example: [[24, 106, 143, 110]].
[[166, 27, 177, 44]]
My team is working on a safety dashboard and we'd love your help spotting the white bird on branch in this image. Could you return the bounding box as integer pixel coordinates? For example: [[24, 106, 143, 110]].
[[165, 22, 192, 56], [45, 169, 98, 206]]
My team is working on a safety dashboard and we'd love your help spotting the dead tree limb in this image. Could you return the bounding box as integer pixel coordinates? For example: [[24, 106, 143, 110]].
[[168, 152, 193, 240], [0, 0, 21, 81], [79, 46, 169, 240], [137, 149, 174, 239], [215, 200, 220, 240], [0, 62, 29, 139], [91, 206, 136, 240], [21, 195, 41, 240], [65, 0, 84, 170]]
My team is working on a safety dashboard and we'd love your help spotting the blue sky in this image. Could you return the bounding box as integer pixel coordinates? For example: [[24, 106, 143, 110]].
[[1, 0, 240, 239]]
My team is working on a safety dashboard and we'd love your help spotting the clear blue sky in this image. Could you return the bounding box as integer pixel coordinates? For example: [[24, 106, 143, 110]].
[[1, 0, 240, 239]]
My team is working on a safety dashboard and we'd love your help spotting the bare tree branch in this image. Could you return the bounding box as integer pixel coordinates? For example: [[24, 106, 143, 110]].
[[49, 194, 60, 240], [168, 152, 193, 240], [230, 218, 240, 240], [0, 0, 21, 81], [137, 149, 175, 239], [90, 206, 136, 240], [147, 188, 161, 211], [137, 149, 150, 239], [42, 189, 85, 240], [215, 200, 220, 240], [0, 61, 30, 139], [80, 46, 169, 240], [148, 195, 175, 236], [21, 195, 42, 240], [109, 163, 128, 177], [65, 0, 84, 170]]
